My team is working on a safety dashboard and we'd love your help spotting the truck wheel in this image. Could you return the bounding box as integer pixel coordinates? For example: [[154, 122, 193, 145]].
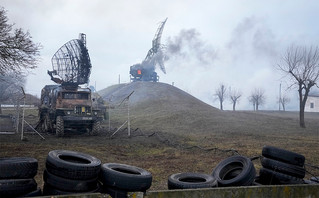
[[56, 116, 64, 137], [91, 121, 101, 136]]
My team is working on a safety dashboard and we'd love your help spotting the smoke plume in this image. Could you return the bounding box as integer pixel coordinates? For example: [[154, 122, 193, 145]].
[[165, 29, 218, 66]]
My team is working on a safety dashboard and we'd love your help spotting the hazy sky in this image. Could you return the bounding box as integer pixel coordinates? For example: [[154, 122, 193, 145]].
[[2, 0, 319, 110]]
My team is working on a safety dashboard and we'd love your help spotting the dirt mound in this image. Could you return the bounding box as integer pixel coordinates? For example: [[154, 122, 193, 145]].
[[99, 81, 218, 112], [98, 82, 224, 134]]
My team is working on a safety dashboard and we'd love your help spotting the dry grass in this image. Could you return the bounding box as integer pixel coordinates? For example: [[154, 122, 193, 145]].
[[0, 108, 318, 190], [1, 82, 319, 190]]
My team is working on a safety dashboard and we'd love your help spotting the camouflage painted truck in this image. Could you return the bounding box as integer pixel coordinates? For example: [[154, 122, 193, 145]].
[[39, 84, 102, 136]]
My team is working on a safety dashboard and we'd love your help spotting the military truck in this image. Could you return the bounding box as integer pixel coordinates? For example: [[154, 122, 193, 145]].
[[39, 84, 102, 136], [37, 33, 105, 136]]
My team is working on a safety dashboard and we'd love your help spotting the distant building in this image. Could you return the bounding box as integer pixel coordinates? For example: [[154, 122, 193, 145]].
[[305, 93, 319, 112]]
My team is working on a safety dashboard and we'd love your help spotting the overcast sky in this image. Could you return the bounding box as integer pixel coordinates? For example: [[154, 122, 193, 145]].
[[2, 0, 319, 110]]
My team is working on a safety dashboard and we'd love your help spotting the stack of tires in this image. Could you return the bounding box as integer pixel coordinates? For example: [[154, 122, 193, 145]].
[[167, 155, 256, 190], [258, 145, 306, 185], [0, 157, 41, 197], [43, 150, 101, 195], [99, 163, 152, 198], [212, 155, 256, 187]]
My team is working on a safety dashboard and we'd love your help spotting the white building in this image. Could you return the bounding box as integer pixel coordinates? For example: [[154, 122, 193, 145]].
[[305, 94, 319, 112]]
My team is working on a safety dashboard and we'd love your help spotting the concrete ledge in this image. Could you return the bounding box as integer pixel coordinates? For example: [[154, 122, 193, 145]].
[[33, 184, 319, 198], [138, 184, 319, 198]]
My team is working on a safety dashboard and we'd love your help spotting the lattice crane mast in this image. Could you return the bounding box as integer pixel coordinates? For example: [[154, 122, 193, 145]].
[[130, 18, 167, 82]]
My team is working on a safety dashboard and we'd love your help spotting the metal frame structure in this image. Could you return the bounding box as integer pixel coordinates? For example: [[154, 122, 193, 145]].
[[130, 18, 167, 82], [49, 33, 92, 85]]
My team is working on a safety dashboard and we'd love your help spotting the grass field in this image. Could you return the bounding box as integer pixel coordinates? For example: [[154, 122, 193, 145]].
[[0, 106, 318, 190]]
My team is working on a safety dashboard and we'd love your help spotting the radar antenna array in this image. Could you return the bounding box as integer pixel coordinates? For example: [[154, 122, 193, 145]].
[[49, 33, 92, 85], [129, 18, 168, 82]]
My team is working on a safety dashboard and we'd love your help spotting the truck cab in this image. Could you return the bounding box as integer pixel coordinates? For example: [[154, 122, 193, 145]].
[[39, 85, 103, 136]]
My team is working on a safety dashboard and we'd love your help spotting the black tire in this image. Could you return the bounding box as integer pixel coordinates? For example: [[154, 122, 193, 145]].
[[46, 150, 101, 180], [43, 183, 100, 196], [261, 157, 306, 178], [262, 145, 305, 167], [0, 157, 38, 179], [303, 179, 318, 184], [310, 176, 319, 183], [0, 179, 37, 197], [102, 186, 128, 198], [56, 116, 64, 137], [259, 168, 304, 185], [43, 169, 98, 192], [252, 176, 263, 186], [91, 121, 101, 136], [99, 163, 152, 191], [22, 187, 42, 197], [212, 155, 256, 187], [168, 172, 217, 190]]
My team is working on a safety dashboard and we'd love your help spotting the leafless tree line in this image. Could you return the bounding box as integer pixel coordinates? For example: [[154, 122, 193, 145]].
[[215, 85, 270, 111], [215, 45, 319, 128]]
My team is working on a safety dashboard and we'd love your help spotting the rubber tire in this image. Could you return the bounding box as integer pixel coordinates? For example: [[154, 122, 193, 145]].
[[21, 187, 42, 197], [56, 116, 64, 137], [212, 155, 256, 187], [0, 179, 37, 197], [259, 168, 304, 185], [310, 176, 319, 183], [0, 157, 38, 179], [168, 172, 217, 190], [262, 145, 305, 167], [99, 163, 152, 191], [261, 157, 306, 178], [102, 186, 128, 198], [43, 169, 98, 192], [43, 183, 100, 196], [46, 150, 101, 180], [91, 121, 100, 136]]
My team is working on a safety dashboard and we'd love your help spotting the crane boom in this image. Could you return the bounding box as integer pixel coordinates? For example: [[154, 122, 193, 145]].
[[130, 18, 168, 82]]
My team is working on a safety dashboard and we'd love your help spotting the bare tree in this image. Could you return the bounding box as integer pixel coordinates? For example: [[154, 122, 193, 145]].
[[278, 45, 319, 128], [215, 83, 227, 110], [0, 73, 25, 114], [0, 7, 41, 75], [249, 88, 265, 111], [229, 88, 242, 111], [280, 95, 290, 111]]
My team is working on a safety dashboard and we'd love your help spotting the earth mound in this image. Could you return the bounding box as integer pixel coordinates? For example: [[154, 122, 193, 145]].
[[98, 81, 222, 134]]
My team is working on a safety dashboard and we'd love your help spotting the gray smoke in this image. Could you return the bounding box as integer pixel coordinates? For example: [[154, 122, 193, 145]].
[[227, 16, 278, 60], [165, 28, 218, 65]]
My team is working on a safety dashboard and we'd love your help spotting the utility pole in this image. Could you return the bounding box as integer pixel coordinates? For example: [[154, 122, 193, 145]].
[[21, 87, 26, 141], [126, 91, 134, 137], [279, 83, 282, 111]]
